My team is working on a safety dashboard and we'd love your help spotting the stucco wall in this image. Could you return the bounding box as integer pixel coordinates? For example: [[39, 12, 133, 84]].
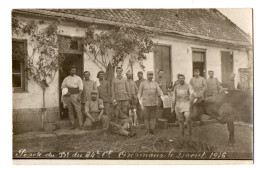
[[13, 20, 249, 112]]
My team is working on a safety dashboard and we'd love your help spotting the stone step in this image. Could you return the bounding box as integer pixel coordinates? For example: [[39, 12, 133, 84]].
[[55, 120, 71, 129], [55, 118, 85, 129]]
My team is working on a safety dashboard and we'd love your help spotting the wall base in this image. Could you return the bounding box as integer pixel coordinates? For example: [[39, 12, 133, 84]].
[[13, 107, 60, 134]]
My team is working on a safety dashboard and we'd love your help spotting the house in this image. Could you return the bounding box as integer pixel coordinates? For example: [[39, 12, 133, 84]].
[[12, 9, 252, 133]]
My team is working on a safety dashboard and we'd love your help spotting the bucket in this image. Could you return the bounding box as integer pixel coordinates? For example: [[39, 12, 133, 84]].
[[157, 118, 168, 129]]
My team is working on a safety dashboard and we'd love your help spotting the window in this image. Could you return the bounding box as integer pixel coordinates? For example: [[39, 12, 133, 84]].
[[12, 39, 27, 92], [58, 35, 83, 54]]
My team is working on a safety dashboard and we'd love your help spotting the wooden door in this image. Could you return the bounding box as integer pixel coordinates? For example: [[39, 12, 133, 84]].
[[221, 51, 233, 83], [154, 45, 171, 82]]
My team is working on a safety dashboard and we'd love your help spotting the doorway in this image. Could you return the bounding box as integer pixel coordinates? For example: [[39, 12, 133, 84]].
[[154, 45, 172, 82], [59, 53, 83, 120], [221, 51, 234, 83], [192, 50, 206, 78]]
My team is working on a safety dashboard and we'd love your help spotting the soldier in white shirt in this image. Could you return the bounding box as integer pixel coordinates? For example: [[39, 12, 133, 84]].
[[61, 65, 84, 130]]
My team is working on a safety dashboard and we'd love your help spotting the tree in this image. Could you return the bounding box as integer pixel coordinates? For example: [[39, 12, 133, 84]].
[[83, 24, 156, 73], [12, 16, 64, 129]]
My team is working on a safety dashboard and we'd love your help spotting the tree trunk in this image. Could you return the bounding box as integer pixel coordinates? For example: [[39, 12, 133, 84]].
[[41, 88, 47, 129]]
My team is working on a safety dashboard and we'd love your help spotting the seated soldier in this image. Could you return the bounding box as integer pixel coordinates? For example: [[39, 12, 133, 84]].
[[109, 100, 136, 137], [83, 90, 109, 136]]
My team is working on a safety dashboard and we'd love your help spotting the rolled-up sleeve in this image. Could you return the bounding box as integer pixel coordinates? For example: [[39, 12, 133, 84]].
[[61, 77, 67, 89], [78, 77, 83, 91], [98, 99, 104, 109]]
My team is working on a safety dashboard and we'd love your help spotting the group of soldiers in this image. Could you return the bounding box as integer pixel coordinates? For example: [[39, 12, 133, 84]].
[[61, 64, 231, 137]]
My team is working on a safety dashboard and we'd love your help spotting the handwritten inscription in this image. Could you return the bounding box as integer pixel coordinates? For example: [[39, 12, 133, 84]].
[[14, 149, 228, 159]]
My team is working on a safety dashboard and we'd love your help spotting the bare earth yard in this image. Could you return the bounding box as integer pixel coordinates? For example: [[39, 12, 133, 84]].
[[13, 122, 253, 156]]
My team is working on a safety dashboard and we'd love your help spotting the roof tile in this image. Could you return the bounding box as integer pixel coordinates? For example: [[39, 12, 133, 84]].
[[32, 9, 250, 43]]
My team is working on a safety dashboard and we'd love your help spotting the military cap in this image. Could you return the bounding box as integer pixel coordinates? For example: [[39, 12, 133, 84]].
[[126, 70, 133, 75], [90, 89, 98, 94]]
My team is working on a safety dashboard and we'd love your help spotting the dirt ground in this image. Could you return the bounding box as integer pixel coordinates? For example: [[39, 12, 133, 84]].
[[13, 122, 253, 154]]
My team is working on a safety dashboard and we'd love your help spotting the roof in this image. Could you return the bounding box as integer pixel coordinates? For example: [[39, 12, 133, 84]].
[[13, 9, 251, 46]]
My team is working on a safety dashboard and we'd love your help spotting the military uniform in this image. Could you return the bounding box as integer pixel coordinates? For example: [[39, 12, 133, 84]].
[[126, 79, 138, 106], [84, 98, 109, 131], [82, 79, 97, 115], [135, 78, 145, 122], [109, 103, 132, 136], [189, 76, 207, 98], [206, 77, 221, 97], [138, 78, 163, 132], [97, 79, 111, 118], [111, 76, 130, 117]]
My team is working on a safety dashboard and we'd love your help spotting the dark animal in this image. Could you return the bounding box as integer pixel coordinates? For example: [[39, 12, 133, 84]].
[[190, 90, 253, 145]]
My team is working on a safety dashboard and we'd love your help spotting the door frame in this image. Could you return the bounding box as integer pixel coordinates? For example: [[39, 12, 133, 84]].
[[58, 35, 84, 120], [191, 48, 207, 78], [153, 43, 172, 81]]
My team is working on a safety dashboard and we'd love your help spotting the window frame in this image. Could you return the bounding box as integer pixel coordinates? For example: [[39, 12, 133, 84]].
[[12, 39, 28, 93]]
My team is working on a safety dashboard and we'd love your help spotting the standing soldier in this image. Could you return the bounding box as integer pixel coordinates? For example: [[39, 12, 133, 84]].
[[189, 69, 207, 98], [206, 70, 221, 97], [172, 74, 196, 137], [82, 71, 97, 116], [156, 70, 168, 118], [61, 65, 84, 130], [226, 73, 236, 90], [111, 67, 130, 117], [126, 70, 138, 107], [156, 70, 168, 95], [96, 71, 111, 119], [135, 71, 145, 123], [138, 71, 163, 135]]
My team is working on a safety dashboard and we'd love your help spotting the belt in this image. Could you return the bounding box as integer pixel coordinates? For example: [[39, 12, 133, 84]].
[[68, 87, 79, 94]]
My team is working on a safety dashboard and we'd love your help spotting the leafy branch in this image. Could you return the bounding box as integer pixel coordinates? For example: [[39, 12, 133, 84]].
[[12, 16, 64, 90], [83, 24, 156, 71]]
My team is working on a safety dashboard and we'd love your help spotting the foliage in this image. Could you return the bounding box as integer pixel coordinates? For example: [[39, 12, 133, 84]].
[[12, 16, 64, 89], [84, 24, 156, 71]]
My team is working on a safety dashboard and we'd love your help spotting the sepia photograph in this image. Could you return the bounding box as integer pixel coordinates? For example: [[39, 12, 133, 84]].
[[11, 8, 253, 163]]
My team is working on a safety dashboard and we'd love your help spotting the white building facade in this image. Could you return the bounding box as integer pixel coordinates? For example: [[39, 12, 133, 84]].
[[12, 9, 252, 133]]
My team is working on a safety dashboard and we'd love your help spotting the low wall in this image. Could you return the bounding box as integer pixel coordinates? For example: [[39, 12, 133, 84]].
[[13, 107, 60, 134]]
